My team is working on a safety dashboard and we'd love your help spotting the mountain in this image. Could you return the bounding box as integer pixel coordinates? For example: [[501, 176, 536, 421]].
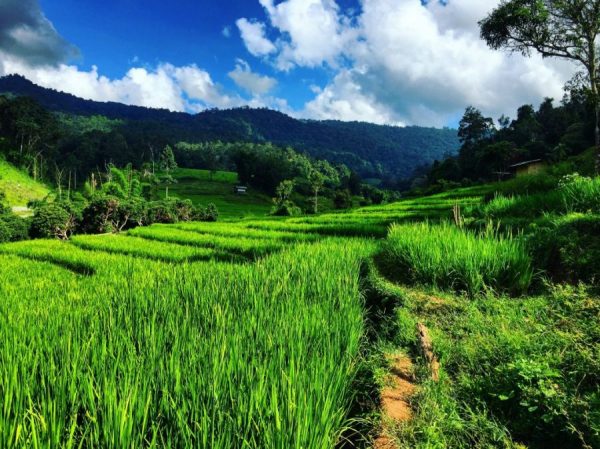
[[0, 74, 459, 179]]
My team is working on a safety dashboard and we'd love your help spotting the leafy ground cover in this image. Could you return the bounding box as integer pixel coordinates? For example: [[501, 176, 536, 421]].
[[150, 168, 272, 218], [1, 175, 598, 449], [0, 158, 50, 207]]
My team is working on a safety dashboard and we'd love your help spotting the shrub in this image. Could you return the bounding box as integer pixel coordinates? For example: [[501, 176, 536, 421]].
[[0, 214, 30, 241], [199, 203, 219, 222], [82, 196, 147, 234], [333, 190, 353, 209], [558, 173, 600, 213], [271, 200, 301, 217], [146, 200, 178, 224], [30, 203, 77, 240], [0, 220, 9, 243], [380, 222, 533, 296], [528, 214, 600, 285]]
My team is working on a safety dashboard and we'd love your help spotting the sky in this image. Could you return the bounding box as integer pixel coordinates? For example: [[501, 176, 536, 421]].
[[0, 0, 579, 127]]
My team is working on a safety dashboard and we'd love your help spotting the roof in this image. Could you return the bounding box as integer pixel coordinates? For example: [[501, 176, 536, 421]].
[[509, 159, 543, 168]]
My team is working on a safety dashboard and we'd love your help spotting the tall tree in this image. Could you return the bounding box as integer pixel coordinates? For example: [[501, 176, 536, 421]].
[[159, 145, 178, 174], [479, 0, 600, 172]]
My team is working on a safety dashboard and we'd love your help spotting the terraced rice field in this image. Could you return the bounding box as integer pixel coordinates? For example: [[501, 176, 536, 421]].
[[0, 188, 494, 448]]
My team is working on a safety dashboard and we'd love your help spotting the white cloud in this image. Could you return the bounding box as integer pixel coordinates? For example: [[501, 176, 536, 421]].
[[236, 18, 276, 57], [228, 59, 277, 96], [1, 56, 243, 112], [259, 0, 358, 70], [222, 26, 231, 38], [304, 69, 403, 125], [239, 0, 578, 126]]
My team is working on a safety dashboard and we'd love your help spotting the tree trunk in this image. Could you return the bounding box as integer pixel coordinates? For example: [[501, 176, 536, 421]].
[[313, 190, 319, 214], [596, 103, 600, 174]]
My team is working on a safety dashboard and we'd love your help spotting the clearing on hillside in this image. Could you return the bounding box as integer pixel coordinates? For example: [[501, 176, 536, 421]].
[[151, 168, 272, 218], [0, 158, 50, 208]]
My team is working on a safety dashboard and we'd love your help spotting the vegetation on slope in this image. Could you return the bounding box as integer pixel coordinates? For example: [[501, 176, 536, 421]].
[[0, 74, 459, 180], [0, 157, 49, 207]]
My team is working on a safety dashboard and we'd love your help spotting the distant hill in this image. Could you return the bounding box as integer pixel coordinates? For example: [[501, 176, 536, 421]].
[[0, 74, 460, 179]]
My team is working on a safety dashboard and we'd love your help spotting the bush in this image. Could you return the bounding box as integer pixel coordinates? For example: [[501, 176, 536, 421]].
[[0, 213, 29, 241], [333, 190, 353, 209], [558, 173, 600, 213], [271, 200, 302, 217], [0, 220, 9, 243], [198, 203, 219, 222], [82, 196, 148, 234], [146, 200, 178, 224], [30, 203, 77, 240], [528, 214, 600, 285], [380, 222, 533, 297]]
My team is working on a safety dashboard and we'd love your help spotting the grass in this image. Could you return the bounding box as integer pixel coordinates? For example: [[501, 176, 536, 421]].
[[366, 264, 600, 449], [151, 168, 272, 218], [380, 222, 533, 297], [0, 158, 50, 208], [0, 172, 598, 449], [70, 234, 231, 262], [0, 238, 375, 448], [128, 225, 285, 259]]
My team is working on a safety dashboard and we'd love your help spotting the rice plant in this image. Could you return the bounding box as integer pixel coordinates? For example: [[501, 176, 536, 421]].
[[71, 234, 222, 262], [380, 222, 533, 296], [0, 239, 375, 449]]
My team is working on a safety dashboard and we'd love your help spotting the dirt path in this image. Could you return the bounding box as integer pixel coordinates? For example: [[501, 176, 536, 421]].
[[373, 353, 416, 449]]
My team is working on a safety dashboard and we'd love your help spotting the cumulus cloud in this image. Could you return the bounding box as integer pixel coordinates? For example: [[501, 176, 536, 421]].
[[304, 69, 403, 125], [228, 59, 277, 96], [2, 58, 243, 112], [236, 18, 276, 57], [0, 0, 77, 68], [239, 0, 578, 126], [0, 0, 251, 113], [258, 0, 358, 70]]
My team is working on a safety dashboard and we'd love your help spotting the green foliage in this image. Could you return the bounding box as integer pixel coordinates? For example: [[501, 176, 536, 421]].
[[0, 239, 373, 448], [159, 145, 178, 173], [0, 213, 29, 242], [528, 213, 600, 284], [0, 220, 9, 243], [380, 222, 533, 296], [81, 196, 145, 234], [0, 158, 50, 206], [30, 202, 78, 240], [0, 75, 460, 179], [271, 180, 302, 216], [476, 174, 600, 220], [333, 189, 353, 209]]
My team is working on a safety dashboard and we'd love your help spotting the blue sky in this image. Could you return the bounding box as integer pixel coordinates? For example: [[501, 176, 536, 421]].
[[38, 0, 358, 111], [0, 0, 575, 127]]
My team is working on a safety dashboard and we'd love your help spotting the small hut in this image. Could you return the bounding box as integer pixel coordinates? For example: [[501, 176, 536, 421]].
[[233, 185, 248, 195], [509, 159, 546, 177]]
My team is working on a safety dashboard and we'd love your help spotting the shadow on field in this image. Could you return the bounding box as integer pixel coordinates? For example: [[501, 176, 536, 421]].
[[11, 254, 96, 276], [338, 260, 410, 449]]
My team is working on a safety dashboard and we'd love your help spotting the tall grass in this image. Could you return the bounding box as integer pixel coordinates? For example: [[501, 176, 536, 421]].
[[129, 225, 284, 258], [380, 222, 533, 296], [0, 239, 374, 448], [71, 234, 224, 262]]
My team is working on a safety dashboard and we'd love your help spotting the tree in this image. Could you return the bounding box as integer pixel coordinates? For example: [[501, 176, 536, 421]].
[[458, 107, 495, 175], [480, 0, 600, 172], [271, 180, 301, 216], [30, 203, 78, 240], [458, 106, 495, 145], [159, 145, 178, 174], [159, 145, 177, 198], [308, 169, 325, 214]]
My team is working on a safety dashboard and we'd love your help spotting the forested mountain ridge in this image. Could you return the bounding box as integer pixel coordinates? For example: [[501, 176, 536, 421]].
[[0, 74, 459, 179]]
